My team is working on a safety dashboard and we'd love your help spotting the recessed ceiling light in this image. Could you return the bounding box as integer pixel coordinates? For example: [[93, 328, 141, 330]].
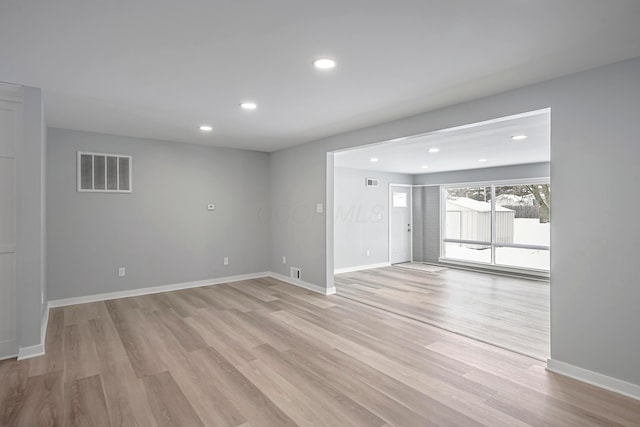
[[240, 102, 257, 110], [199, 125, 213, 132], [428, 148, 440, 153], [370, 157, 379, 163], [313, 58, 336, 69], [511, 134, 528, 140], [478, 158, 488, 162], [421, 165, 429, 169]]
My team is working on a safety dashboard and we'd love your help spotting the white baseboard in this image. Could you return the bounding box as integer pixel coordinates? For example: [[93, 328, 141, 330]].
[[48, 272, 271, 308], [267, 272, 336, 295], [48, 270, 335, 308], [18, 343, 44, 360], [17, 302, 50, 361], [547, 358, 640, 400], [334, 262, 390, 275]]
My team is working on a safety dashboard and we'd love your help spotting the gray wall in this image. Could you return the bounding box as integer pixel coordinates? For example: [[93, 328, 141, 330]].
[[412, 186, 440, 264], [47, 128, 269, 300], [17, 86, 47, 348], [269, 143, 328, 285], [268, 57, 640, 387], [334, 167, 412, 270]]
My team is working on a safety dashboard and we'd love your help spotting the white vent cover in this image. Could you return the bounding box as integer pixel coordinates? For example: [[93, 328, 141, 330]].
[[77, 151, 132, 193], [365, 177, 379, 187]]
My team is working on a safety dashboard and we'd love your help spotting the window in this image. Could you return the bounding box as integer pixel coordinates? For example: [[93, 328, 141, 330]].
[[392, 192, 407, 207], [442, 182, 550, 272], [77, 151, 132, 193]]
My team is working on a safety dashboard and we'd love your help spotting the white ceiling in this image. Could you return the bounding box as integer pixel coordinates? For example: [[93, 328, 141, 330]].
[[1, 1, 639, 152], [334, 110, 550, 174]]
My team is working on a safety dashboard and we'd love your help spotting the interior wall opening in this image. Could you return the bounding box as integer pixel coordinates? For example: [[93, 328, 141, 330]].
[[330, 108, 551, 360]]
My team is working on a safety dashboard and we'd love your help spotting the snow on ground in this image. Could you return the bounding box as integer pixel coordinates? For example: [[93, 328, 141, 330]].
[[512, 218, 550, 246], [445, 218, 550, 270]]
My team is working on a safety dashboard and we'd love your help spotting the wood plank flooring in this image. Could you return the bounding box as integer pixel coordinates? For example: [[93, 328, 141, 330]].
[[1, 277, 638, 426], [335, 265, 550, 360]]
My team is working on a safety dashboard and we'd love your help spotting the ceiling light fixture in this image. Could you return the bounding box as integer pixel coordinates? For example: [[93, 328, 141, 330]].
[[428, 148, 440, 153], [240, 102, 257, 110], [313, 58, 336, 69], [421, 165, 429, 169], [199, 125, 213, 132], [370, 157, 379, 163], [511, 134, 528, 141], [478, 158, 488, 162]]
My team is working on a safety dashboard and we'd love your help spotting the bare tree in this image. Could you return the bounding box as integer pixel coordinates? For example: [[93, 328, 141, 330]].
[[526, 184, 550, 223], [446, 184, 550, 223]]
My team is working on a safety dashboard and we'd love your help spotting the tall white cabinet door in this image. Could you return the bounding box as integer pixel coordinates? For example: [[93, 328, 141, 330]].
[[0, 97, 19, 359]]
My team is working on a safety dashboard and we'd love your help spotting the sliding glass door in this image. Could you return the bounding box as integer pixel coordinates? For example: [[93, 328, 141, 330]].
[[442, 182, 550, 273]]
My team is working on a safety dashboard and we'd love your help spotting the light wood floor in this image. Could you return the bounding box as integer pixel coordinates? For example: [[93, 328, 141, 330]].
[[1, 277, 638, 426], [335, 266, 550, 360]]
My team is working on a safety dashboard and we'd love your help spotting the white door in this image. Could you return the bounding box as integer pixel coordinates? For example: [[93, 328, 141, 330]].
[[389, 185, 411, 264], [0, 96, 19, 359]]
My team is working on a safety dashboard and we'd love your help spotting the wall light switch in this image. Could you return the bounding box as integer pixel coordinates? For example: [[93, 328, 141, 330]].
[[316, 203, 324, 213], [282, 256, 287, 264], [207, 204, 215, 211], [223, 257, 229, 266], [118, 267, 126, 277]]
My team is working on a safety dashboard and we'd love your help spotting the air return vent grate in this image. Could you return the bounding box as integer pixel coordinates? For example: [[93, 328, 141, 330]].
[[365, 177, 379, 187], [77, 151, 132, 193]]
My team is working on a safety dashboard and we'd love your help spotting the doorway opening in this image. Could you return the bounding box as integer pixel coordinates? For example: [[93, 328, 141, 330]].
[[389, 184, 412, 265], [330, 108, 551, 360]]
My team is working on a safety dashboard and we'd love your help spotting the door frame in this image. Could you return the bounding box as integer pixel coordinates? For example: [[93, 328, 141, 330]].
[[0, 87, 21, 360], [388, 184, 413, 264]]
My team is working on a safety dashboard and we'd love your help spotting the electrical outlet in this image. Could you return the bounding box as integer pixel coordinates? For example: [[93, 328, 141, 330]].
[[290, 267, 301, 279], [282, 256, 287, 264], [118, 267, 126, 277], [223, 257, 229, 266], [366, 249, 370, 257]]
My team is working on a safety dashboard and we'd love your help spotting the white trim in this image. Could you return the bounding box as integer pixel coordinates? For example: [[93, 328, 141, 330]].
[[267, 272, 336, 295], [330, 108, 550, 155], [18, 301, 48, 360], [437, 258, 550, 280], [48, 272, 270, 308], [17, 343, 44, 360], [47, 270, 336, 310], [77, 151, 133, 193], [334, 262, 391, 274], [547, 358, 640, 401], [0, 94, 20, 361], [41, 303, 49, 348]]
